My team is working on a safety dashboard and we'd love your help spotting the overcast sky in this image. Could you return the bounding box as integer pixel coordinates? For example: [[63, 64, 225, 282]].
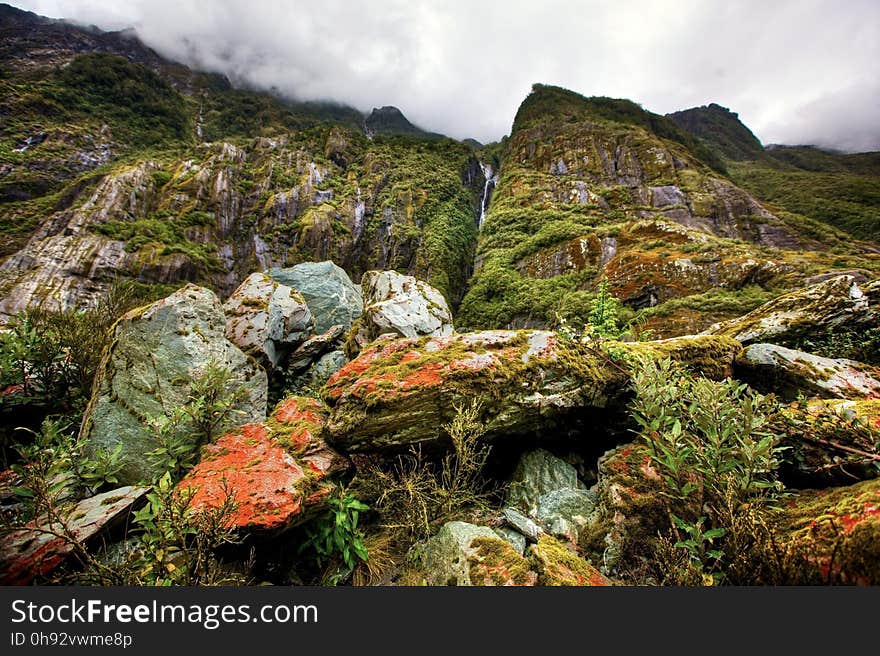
[[10, 0, 880, 151]]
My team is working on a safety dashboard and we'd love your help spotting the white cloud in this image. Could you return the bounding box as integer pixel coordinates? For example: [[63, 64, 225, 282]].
[[9, 0, 880, 151]]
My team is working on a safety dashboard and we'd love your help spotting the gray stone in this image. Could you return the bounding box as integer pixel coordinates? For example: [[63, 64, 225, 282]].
[[311, 350, 348, 384], [287, 324, 345, 372], [223, 272, 313, 368], [81, 285, 268, 485], [356, 270, 453, 347], [736, 343, 880, 400], [502, 507, 542, 542], [494, 527, 528, 555], [534, 488, 597, 543], [650, 185, 687, 208], [506, 449, 581, 514], [268, 261, 363, 334]]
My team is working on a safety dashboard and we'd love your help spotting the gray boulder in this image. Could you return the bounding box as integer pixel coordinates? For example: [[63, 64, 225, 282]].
[[268, 261, 362, 334], [506, 449, 581, 512], [223, 272, 313, 368], [80, 284, 268, 484], [736, 343, 880, 400], [354, 270, 453, 348]]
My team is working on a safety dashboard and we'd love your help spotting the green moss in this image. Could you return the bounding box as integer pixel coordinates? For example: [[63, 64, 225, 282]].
[[467, 537, 535, 586], [530, 534, 609, 586]]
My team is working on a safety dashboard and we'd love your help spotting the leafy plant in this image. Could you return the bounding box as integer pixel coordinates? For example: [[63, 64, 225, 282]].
[[299, 493, 370, 585], [628, 356, 787, 584]]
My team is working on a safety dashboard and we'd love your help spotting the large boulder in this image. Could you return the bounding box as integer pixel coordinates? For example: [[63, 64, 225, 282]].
[[322, 331, 741, 452], [736, 343, 880, 400], [774, 477, 880, 584], [354, 270, 453, 348], [80, 285, 268, 485], [268, 261, 363, 334], [223, 272, 313, 368], [706, 275, 880, 345], [413, 521, 537, 586], [178, 396, 348, 532]]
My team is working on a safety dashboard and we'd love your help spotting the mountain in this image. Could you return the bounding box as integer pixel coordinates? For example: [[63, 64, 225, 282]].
[[669, 103, 880, 242], [456, 84, 878, 335], [0, 3, 483, 316], [364, 106, 446, 140], [1, 5, 878, 338]]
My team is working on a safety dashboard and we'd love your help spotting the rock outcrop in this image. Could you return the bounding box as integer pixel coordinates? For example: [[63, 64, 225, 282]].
[[736, 343, 880, 400], [707, 275, 880, 345], [80, 284, 268, 485], [322, 331, 741, 452]]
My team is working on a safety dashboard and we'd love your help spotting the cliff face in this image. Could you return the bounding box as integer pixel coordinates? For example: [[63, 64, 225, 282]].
[[457, 85, 879, 336]]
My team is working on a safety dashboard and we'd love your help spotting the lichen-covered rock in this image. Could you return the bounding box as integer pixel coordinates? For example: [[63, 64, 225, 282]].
[[0, 485, 149, 585], [774, 478, 880, 585], [414, 521, 537, 586], [223, 272, 313, 368], [269, 261, 363, 334], [528, 534, 611, 586], [579, 442, 667, 572], [178, 396, 348, 532], [534, 488, 597, 544], [322, 331, 741, 451], [354, 270, 453, 348], [707, 275, 880, 345], [80, 285, 268, 485], [736, 343, 880, 400]]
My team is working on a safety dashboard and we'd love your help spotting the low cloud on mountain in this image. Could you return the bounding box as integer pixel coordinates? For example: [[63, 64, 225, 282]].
[[10, 0, 880, 150]]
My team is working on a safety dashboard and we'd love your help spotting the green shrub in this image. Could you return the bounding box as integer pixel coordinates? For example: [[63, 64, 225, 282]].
[[299, 493, 370, 585]]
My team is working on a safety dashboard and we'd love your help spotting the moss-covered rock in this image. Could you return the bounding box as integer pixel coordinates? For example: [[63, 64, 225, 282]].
[[177, 396, 348, 532], [773, 478, 880, 585], [321, 331, 741, 452], [413, 521, 537, 586], [707, 275, 880, 346], [528, 534, 611, 586], [80, 284, 268, 485], [736, 343, 880, 401]]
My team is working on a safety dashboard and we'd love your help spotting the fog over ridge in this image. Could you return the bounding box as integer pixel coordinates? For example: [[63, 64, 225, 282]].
[[9, 0, 880, 152]]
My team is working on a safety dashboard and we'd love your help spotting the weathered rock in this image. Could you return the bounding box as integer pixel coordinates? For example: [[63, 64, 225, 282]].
[[223, 272, 313, 368], [178, 397, 348, 532], [287, 324, 346, 372], [355, 270, 453, 348], [774, 477, 880, 585], [415, 521, 537, 586], [528, 534, 611, 586], [706, 275, 880, 345], [502, 507, 543, 541], [322, 331, 741, 451], [506, 449, 581, 512], [494, 528, 528, 555], [534, 488, 597, 544], [80, 284, 268, 485], [578, 442, 667, 572], [0, 486, 149, 585], [736, 343, 880, 400], [269, 261, 363, 334]]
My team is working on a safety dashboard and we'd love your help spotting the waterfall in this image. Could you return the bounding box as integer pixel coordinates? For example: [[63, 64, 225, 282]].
[[478, 162, 499, 228]]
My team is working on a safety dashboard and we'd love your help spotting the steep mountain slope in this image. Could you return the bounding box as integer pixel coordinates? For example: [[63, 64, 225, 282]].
[[0, 5, 484, 316], [457, 85, 879, 335], [669, 104, 880, 242]]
